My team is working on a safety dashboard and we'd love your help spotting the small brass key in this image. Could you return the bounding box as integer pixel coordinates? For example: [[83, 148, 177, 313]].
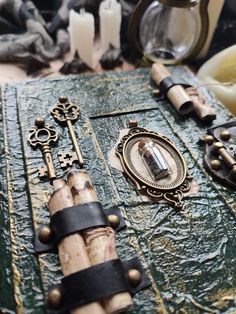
[[51, 96, 84, 167], [28, 117, 58, 180]]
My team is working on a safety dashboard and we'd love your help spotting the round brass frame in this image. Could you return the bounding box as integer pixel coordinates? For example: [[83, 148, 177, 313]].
[[116, 127, 192, 208]]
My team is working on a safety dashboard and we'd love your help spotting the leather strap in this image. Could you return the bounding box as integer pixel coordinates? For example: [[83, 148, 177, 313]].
[[62, 259, 128, 309], [159, 77, 176, 94], [48, 257, 151, 310], [51, 202, 108, 243], [35, 204, 126, 254]]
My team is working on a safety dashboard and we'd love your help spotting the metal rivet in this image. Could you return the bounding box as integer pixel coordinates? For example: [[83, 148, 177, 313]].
[[59, 96, 68, 103], [211, 142, 224, 154], [48, 288, 62, 308], [220, 130, 231, 141], [38, 225, 53, 244], [127, 269, 142, 287], [108, 214, 120, 228], [35, 117, 45, 128], [210, 159, 221, 170], [128, 120, 138, 128], [203, 135, 214, 145]]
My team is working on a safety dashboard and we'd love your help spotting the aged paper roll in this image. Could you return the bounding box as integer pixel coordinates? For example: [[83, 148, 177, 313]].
[[67, 169, 133, 314], [48, 178, 106, 314], [185, 87, 216, 121], [151, 63, 193, 115]]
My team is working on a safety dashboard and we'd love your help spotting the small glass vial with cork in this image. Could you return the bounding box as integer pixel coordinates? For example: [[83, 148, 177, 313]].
[[138, 139, 170, 180]]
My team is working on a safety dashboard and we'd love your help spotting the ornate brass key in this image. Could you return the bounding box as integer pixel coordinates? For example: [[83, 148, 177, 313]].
[[51, 96, 84, 167], [28, 117, 58, 180]]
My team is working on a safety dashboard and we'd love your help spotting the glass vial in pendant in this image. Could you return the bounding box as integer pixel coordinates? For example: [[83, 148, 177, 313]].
[[138, 139, 170, 180]]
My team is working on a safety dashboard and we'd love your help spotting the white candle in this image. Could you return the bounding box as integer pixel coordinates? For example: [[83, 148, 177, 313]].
[[197, 45, 236, 116], [69, 9, 95, 69], [99, 0, 122, 53]]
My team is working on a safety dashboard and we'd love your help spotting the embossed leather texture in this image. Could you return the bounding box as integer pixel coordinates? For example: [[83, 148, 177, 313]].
[[0, 67, 236, 313]]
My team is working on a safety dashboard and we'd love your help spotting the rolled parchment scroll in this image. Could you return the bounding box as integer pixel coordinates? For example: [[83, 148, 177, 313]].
[[67, 169, 133, 314], [185, 87, 216, 122], [151, 63, 193, 115], [48, 178, 106, 314]]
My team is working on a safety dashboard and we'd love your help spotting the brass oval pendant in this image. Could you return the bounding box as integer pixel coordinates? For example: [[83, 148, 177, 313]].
[[116, 125, 192, 209]]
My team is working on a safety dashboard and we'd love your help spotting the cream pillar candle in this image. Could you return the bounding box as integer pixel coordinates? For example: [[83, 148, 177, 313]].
[[197, 45, 236, 116], [69, 9, 95, 69], [99, 0, 122, 53]]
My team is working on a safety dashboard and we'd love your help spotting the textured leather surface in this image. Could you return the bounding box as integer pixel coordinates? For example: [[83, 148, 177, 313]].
[[0, 67, 236, 313]]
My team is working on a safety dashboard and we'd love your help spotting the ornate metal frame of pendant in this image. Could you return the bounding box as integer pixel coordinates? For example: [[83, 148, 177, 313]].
[[116, 125, 192, 209]]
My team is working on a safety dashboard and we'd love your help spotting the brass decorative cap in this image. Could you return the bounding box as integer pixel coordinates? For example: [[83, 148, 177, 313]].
[[211, 142, 224, 154], [128, 120, 138, 128], [203, 135, 214, 145], [220, 130, 231, 141], [59, 96, 68, 103], [210, 159, 221, 171], [35, 117, 45, 128]]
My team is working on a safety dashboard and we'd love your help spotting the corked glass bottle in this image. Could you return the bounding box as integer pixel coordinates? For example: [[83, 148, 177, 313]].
[[138, 139, 170, 180]]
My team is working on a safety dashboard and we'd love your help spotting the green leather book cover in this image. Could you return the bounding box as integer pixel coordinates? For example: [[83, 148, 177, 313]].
[[0, 68, 236, 314]]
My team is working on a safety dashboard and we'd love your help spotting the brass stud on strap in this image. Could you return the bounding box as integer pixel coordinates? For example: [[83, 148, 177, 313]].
[[220, 130, 231, 141], [210, 159, 221, 171], [108, 214, 120, 228], [38, 225, 53, 244], [128, 120, 138, 128], [48, 288, 62, 308], [127, 269, 142, 287]]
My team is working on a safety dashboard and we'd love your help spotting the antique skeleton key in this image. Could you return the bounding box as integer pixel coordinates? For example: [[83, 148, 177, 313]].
[[51, 96, 84, 167], [28, 117, 58, 180]]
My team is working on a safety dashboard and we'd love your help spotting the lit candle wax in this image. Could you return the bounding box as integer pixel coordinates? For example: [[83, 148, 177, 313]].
[[99, 0, 122, 53], [69, 9, 95, 69]]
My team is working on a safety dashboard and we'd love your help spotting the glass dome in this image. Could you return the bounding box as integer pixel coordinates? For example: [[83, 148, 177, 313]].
[[139, 1, 198, 63]]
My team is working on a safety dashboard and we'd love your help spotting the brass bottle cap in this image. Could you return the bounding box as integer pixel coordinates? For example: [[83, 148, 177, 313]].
[[210, 159, 221, 171], [127, 269, 142, 287], [38, 225, 53, 244], [48, 288, 62, 308], [128, 120, 138, 128], [220, 130, 231, 141], [108, 214, 120, 228], [138, 139, 154, 153]]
